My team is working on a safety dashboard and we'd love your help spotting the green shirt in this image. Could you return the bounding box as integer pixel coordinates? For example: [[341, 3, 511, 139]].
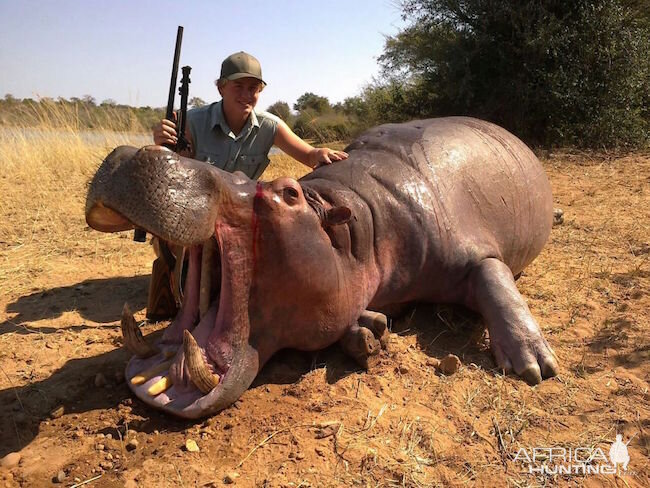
[[187, 101, 280, 179]]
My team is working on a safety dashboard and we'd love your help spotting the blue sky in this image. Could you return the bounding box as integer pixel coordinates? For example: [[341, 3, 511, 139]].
[[0, 0, 405, 110]]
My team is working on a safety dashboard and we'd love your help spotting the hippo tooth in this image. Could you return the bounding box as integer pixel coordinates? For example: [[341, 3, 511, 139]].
[[121, 303, 160, 358], [130, 359, 174, 386], [147, 375, 173, 396], [183, 330, 220, 394]]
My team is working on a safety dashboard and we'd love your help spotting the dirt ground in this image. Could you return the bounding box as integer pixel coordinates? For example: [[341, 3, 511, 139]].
[[0, 151, 648, 487]]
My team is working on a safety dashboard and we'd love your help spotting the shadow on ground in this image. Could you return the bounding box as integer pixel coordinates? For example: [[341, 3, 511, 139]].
[[1, 275, 149, 335], [0, 303, 495, 458]]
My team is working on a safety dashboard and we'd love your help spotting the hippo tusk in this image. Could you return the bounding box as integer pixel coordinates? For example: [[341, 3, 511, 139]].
[[121, 303, 160, 358], [183, 330, 220, 394]]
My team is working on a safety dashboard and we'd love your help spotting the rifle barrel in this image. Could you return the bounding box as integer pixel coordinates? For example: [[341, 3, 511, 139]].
[[165, 26, 184, 121]]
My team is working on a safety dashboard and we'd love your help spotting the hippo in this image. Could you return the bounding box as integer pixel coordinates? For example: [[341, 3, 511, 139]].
[[85, 117, 559, 419]]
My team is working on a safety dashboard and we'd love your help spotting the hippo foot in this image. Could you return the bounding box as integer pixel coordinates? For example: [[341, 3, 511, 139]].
[[339, 310, 389, 369], [469, 258, 559, 385]]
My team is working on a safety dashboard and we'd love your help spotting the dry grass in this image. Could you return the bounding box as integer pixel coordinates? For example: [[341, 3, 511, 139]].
[[0, 103, 154, 299], [0, 103, 309, 299]]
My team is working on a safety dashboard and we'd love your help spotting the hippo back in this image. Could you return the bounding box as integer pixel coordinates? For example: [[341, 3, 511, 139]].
[[304, 117, 552, 280]]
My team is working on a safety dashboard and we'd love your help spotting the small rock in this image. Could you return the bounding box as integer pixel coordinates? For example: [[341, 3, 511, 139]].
[[105, 452, 113, 460], [54, 470, 66, 483], [438, 354, 461, 375], [96, 433, 105, 439], [223, 471, 239, 484], [126, 439, 138, 451], [99, 461, 113, 470], [426, 358, 441, 368], [95, 373, 107, 388], [315, 447, 326, 457], [106, 433, 112, 440], [295, 452, 305, 460], [50, 405, 65, 419], [0, 452, 21, 468], [184, 439, 200, 452], [96, 443, 105, 451], [74, 478, 81, 483], [72, 429, 85, 439], [553, 208, 564, 226], [398, 365, 409, 374]]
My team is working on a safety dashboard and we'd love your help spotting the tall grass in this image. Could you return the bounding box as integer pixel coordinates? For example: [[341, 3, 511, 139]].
[[0, 101, 309, 297], [0, 102, 155, 296]]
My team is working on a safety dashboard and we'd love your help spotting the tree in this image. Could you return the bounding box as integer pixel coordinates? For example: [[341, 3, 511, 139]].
[[101, 98, 117, 106], [82, 95, 96, 106], [293, 92, 331, 114], [266, 101, 293, 124], [378, 0, 649, 148], [189, 97, 206, 108]]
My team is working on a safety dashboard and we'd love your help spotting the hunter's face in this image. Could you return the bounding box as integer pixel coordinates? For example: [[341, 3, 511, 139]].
[[220, 77, 264, 120]]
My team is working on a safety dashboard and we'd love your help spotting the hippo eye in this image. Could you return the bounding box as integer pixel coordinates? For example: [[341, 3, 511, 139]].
[[283, 186, 299, 204]]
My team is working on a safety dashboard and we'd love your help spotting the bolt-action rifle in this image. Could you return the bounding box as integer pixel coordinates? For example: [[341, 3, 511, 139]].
[[134, 25, 191, 242], [140, 26, 193, 321]]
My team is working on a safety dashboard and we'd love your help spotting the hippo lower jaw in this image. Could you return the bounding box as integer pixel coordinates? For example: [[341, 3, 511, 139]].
[[122, 234, 260, 419]]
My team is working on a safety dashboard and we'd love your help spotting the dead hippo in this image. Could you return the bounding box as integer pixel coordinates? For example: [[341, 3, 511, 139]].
[[85, 117, 559, 418]]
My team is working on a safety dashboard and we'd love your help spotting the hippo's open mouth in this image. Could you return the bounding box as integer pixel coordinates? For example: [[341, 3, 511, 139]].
[[122, 234, 257, 418], [86, 146, 260, 418]]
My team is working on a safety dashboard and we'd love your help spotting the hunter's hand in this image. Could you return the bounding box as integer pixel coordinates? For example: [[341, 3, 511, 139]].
[[309, 148, 349, 168], [153, 117, 178, 146]]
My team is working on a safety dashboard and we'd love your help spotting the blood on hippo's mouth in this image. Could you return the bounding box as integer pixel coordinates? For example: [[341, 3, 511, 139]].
[[120, 236, 241, 417]]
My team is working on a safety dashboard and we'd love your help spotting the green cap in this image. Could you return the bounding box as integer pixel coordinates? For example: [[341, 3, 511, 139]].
[[220, 51, 266, 85]]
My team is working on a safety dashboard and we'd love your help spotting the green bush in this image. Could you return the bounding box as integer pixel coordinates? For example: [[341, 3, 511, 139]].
[[371, 0, 649, 149], [293, 110, 352, 143]]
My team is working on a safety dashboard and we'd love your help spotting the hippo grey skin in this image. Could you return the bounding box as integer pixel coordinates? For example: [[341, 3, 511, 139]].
[[85, 117, 558, 419]]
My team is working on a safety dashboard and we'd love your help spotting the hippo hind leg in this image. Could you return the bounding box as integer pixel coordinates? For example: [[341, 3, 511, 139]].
[[339, 311, 389, 369], [467, 258, 559, 384]]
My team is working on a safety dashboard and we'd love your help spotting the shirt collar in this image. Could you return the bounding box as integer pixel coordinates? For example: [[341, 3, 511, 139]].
[[211, 101, 260, 140]]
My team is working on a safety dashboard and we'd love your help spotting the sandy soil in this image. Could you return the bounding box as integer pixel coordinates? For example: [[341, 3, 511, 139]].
[[0, 152, 648, 487]]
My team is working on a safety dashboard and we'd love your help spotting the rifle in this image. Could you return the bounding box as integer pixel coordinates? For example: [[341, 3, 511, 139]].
[[134, 25, 191, 242]]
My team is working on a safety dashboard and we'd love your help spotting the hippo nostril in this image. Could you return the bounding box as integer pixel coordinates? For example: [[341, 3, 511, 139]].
[[283, 186, 300, 205]]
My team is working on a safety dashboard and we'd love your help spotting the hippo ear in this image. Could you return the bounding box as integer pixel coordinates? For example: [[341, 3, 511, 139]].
[[323, 206, 352, 227]]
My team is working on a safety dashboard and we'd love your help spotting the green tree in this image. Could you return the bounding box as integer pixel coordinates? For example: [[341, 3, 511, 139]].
[[82, 95, 96, 106], [377, 0, 649, 148], [189, 97, 206, 108], [266, 101, 293, 124], [293, 92, 331, 114]]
